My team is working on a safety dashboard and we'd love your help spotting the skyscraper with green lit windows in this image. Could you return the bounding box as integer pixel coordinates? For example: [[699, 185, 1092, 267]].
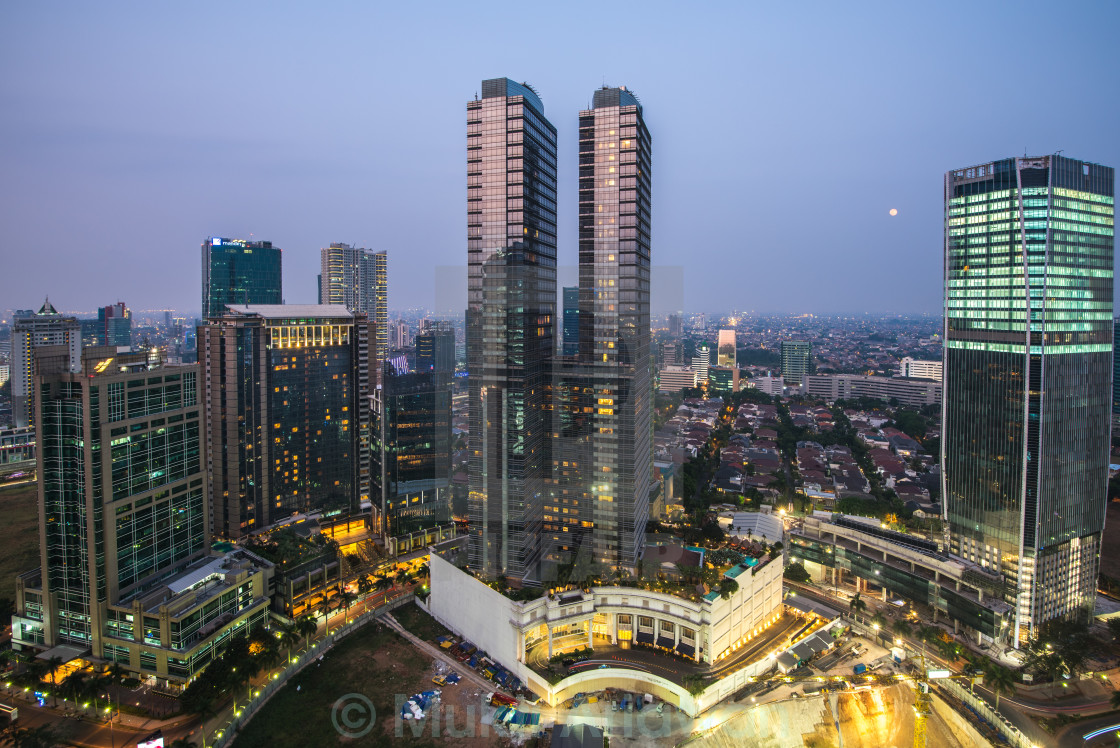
[[942, 155, 1114, 645]]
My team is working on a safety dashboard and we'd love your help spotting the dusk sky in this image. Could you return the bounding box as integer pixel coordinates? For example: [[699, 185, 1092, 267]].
[[2, 2, 1117, 317]]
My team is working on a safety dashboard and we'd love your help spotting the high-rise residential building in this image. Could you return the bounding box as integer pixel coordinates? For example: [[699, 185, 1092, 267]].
[[660, 340, 682, 366], [10, 346, 271, 686], [97, 302, 132, 348], [562, 286, 580, 356], [780, 340, 811, 387], [371, 363, 453, 541], [899, 357, 942, 381], [318, 244, 384, 314], [201, 237, 282, 320], [416, 321, 455, 373], [717, 329, 736, 368], [318, 244, 388, 379], [942, 155, 1114, 643], [390, 320, 411, 349], [692, 343, 710, 384], [12, 299, 81, 428], [667, 313, 683, 337], [200, 305, 370, 539], [466, 78, 558, 580]]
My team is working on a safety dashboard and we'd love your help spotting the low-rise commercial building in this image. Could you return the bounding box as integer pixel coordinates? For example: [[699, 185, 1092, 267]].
[[658, 365, 697, 392], [426, 546, 784, 708], [789, 514, 1011, 646], [803, 374, 941, 407]]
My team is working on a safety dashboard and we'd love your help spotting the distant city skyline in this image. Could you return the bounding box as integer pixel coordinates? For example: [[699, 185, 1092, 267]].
[[2, 4, 1118, 314]]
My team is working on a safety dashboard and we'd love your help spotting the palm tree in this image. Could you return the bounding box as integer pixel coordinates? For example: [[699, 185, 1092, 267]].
[[279, 623, 301, 663], [374, 575, 393, 595], [317, 595, 335, 623], [936, 637, 960, 662], [892, 619, 912, 638], [338, 589, 356, 618], [106, 662, 126, 687], [984, 664, 1017, 712], [915, 625, 941, 655], [719, 578, 740, 600], [295, 615, 318, 652], [168, 739, 199, 748], [416, 563, 430, 579], [59, 670, 88, 709], [357, 575, 374, 596], [45, 655, 63, 707], [1111, 689, 1120, 711], [393, 569, 410, 589], [849, 592, 867, 617]]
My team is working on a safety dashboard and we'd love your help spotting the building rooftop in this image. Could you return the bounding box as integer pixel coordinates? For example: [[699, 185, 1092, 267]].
[[223, 304, 354, 320], [481, 78, 545, 113], [592, 86, 641, 112]]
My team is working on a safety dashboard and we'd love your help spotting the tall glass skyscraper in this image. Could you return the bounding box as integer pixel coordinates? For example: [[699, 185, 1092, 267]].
[[562, 286, 580, 356], [466, 78, 557, 580], [1113, 317, 1120, 416], [200, 305, 370, 538], [201, 237, 282, 319], [573, 85, 652, 568], [371, 363, 452, 539], [942, 155, 1114, 644]]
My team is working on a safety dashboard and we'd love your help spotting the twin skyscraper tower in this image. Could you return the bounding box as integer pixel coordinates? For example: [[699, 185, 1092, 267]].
[[467, 79, 653, 583]]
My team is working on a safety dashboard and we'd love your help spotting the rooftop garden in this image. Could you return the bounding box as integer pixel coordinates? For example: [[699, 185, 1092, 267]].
[[242, 528, 338, 567]]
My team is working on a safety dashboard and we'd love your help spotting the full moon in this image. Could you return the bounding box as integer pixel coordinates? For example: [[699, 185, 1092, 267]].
[[889, 208, 898, 216]]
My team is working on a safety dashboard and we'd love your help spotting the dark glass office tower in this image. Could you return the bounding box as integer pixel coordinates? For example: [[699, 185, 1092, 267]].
[[942, 155, 1114, 644], [97, 302, 132, 347], [371, 363, 452, 539], [562, 286, 579, 356], [573, 85, 653, 568], [466, 78, 557, 580], [1113, 318, 1120, 416], [416, 322, 455, 373], [200, 305, 369, 538], [201, 237, 282, 319]]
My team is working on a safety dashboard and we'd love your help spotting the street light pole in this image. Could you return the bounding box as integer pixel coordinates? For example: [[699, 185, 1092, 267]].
[[107, 692, 115, 748]]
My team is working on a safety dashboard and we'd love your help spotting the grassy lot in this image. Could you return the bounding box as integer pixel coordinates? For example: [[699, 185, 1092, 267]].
[[0, 483, 39, 601], [394, 604, 451, 642], [232, 615, 503, 748]]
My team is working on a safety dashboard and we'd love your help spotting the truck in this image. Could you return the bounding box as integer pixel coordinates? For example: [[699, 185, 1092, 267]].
[[853, 663, 867, 675], [489, 692, 518, 708]]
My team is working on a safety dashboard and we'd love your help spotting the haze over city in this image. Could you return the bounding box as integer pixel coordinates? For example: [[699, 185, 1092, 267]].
[[3, 1, 1119, 314]]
